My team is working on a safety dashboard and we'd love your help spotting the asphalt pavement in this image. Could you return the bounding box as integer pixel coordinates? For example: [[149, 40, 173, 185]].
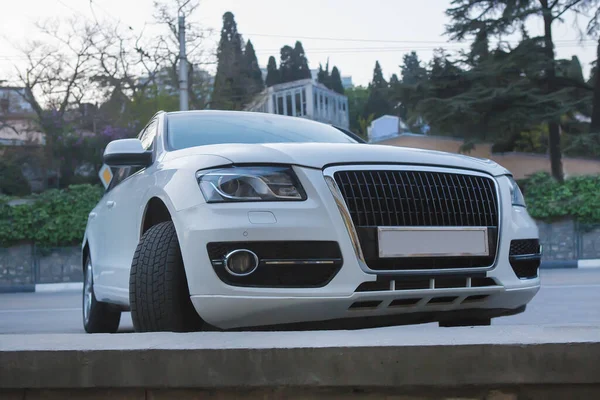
[[1, 268, 599, 334]]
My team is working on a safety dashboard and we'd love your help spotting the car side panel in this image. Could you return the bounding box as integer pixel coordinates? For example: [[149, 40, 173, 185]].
[[97, 169, 154, 301]]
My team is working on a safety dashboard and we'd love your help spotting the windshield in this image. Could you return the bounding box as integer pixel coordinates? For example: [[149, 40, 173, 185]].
[[166, 112, 357, 150]]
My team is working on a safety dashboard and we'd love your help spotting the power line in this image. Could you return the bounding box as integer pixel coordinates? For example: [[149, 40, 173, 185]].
[[254, 42, 596, 55], [55, 0, 93, 21], [89, 0, 135, 31], [246, 32, 597, 46]]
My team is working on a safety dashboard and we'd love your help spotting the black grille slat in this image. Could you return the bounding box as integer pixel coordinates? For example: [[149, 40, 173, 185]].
[[479, 176, 492, 226], [383, 171, 400, 226], [345, 172, 363, 226], [431, 173, 446, 226], [422, 172, 439, 225], [449, 174, 464, 225], [441, 173, 458, 226], [458, 175, 472, 226], [468, 176, 483, 226], [484, 178, 498, 225], [413, 172, 430, 225], [334, 170, 498, 229], [396, 171, 414, 225]]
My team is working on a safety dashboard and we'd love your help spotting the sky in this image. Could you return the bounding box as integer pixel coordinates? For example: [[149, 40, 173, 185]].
[[0, 0, 598, 87]]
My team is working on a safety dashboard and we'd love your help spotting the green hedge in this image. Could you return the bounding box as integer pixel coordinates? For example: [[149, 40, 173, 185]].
[[0, 184, 104, 248], [0, 173, 598, 248], [518, 172, 600, 223]]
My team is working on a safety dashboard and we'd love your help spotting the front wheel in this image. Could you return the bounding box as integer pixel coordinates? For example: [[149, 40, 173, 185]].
[[129, 221, 204, 332], [83, 256, 121, 333]]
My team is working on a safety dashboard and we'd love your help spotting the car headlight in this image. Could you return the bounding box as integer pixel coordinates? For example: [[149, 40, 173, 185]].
[[507, 176, 526, 207], [197, 166, 307, 203]]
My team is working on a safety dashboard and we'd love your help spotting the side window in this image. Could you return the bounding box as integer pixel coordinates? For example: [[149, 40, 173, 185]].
[[139, 119, 158, 150], [106, 166, 131, 192]]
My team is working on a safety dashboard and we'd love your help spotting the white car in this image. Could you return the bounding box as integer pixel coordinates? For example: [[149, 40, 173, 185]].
[[82, 110, 542, 333]]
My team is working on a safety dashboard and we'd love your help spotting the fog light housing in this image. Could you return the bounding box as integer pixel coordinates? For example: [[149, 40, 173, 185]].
[[224, 249, 259, 276]]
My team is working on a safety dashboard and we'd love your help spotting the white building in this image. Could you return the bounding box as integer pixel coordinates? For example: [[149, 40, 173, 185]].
[[367, 115, 410, 143], [0, 87, 34, 115], [245, 78, 350, 129], [261, 68, 354, 89]]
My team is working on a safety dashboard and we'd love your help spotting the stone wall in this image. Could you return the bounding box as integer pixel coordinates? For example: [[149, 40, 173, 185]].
[[580, 224, 600, 260], [36, 247, 83, 283], [0, 219, 599, 288], [0, 244, 35, 286], [537, 219, 577, 261], [0, 244, 81, 288]]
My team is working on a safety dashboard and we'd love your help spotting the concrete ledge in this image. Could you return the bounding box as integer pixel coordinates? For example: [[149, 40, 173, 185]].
[[34, 282, 82, 292], [579, 259, 600, 269], [2, 326, 600, 392], [0, 284, 35, 294], [540, 260, 578, 269], [2, 386, 600, 400]]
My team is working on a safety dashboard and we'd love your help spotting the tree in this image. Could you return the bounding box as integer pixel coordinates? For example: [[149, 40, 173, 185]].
[[242, 40, 264, 99], [265, 56, 280, 87], [278, 45, 295, 83], [401, 52, 428, 85], [212, 11, 245, 110], [364, 61, 391, 119], [346, 86, 369, 133], [11, 19, 103, 189], [278, 41, 312, 83], [292, 41, 311, 81], [151, 0, 213, 110], [394, 51, 429, 122], [591, 40, 600, 133], [330, 66, 345, 94], [445, 0, 599, 182], [317, 61, 330, 88]]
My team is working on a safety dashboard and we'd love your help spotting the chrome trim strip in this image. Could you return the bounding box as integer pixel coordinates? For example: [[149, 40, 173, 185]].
[[324, 175, 369, 270], [323, 165, 503, 276], [262, 259, 340, 265], [509, 254, 542, 261]]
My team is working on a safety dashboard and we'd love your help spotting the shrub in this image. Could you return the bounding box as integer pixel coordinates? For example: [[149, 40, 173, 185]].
[[518, 172, 600, 223], [0, 184, 104, 247]]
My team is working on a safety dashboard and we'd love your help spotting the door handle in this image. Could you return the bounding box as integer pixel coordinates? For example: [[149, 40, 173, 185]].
[[106, 201, 116, 209], [88, 212, 97, 219]]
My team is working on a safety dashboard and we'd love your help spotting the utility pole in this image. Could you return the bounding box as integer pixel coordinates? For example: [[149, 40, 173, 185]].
[[178, 8, 189, 111]]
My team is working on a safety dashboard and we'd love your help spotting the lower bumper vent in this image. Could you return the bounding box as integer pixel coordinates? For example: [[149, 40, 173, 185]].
[[509, 239, 542, 279]]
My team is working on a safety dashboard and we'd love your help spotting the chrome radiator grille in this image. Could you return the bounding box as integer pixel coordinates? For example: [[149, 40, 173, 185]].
[[332, 169, 500, 271], [333, 170, 498, 228]]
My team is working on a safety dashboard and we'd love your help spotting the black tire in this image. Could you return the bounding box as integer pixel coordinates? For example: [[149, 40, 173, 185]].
[[129, 221, 204, 332], [83, 255, 121, 334], [439, 317, 491, 327]]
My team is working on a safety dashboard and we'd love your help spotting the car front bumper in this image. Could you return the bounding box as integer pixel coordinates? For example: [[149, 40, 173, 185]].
[[173, 166, 541, 330]]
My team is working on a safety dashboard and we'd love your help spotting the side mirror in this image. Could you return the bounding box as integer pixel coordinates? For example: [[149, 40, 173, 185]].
[[103, 139, 153, 167]]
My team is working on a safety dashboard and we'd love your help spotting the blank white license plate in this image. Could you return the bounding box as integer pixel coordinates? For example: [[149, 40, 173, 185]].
[[377, 227, 489, 258]]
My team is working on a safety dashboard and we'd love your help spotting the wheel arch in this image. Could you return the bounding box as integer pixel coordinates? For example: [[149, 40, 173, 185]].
[[82, 241, 90, 273], [140, 196, 174, 238]]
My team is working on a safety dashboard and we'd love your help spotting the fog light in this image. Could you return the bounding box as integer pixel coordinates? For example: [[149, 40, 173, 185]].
[[224, 249, 259, 276]]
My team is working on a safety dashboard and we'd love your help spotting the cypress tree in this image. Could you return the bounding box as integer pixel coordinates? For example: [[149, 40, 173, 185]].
[[292, 41, 311, 80], [242, 40, 264, 99], [212, 12, 244, 110], [317, 61, 330, 88], [330, 66, 345, 94], [364, 61, 391, 119], [278, 45, 295, 83], [265, 56, 280, 87]]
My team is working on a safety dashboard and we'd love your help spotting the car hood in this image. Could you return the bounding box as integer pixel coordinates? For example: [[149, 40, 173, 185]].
[[162, 142, 509, 176]]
